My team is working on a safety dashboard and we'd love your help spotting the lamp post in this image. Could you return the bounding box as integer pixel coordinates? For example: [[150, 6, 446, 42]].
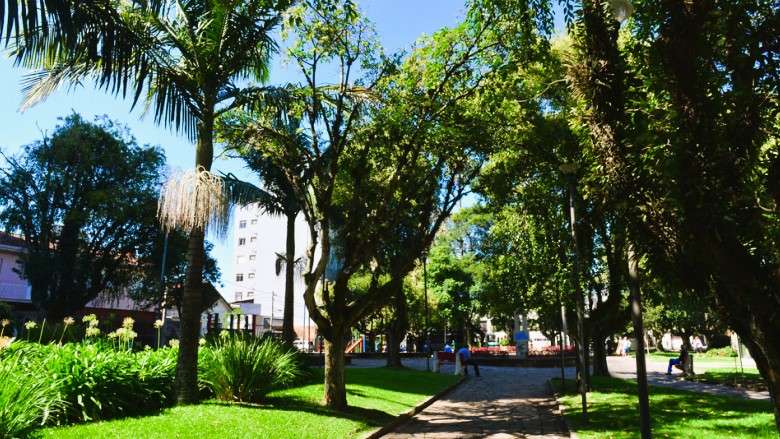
[[423, 253, 431, 371], [560, 300, 567, 392], [560, 162, 588, 423], [159, 232, 169, 326]]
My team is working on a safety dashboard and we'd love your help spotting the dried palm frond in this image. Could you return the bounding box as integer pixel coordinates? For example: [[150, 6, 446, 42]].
[[158, 166, 230, 237]]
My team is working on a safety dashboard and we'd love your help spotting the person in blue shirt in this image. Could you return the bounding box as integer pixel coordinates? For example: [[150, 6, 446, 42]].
[[457, 345, 480, 377], [443, 343, 453, 353]]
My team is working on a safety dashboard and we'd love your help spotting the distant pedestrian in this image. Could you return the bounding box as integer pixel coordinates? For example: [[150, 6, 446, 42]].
[[623, 338, 631, 356], [457, 346, 480, 377], [443, 343, 453, 353]]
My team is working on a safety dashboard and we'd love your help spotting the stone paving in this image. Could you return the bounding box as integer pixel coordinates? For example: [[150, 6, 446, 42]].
[[380, 365, 572, 439], [607, 355, 770, 400]]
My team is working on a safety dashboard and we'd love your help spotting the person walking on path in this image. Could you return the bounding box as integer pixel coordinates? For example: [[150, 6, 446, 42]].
[[667, 346, 689, 375], [457, 346, 480, 377]]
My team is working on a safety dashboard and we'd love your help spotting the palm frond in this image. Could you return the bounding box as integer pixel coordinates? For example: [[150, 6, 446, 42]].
[[220, 172, 285, 216], [19, 61, 90, 111]]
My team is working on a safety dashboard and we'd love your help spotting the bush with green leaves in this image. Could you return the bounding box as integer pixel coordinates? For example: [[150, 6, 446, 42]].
[[703, 346, 738, 358], [1, 341, 176, 424], [199, 335, 303, 403], [0, 350, 64, 439]]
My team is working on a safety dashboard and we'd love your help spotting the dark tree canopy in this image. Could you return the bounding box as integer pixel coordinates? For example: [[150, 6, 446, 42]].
[[0, 114, 166, 316]]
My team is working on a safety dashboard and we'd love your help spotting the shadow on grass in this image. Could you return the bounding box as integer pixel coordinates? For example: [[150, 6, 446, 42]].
[[552, 376, 774, 438]]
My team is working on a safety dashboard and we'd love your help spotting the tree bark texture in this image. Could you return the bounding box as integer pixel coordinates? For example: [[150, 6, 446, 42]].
[[386, 279, 407, 367], [174, 117, 213, 404], [627, 245, 652, 439], [324, 337, 347, 410], [282, 213, 296, 344]]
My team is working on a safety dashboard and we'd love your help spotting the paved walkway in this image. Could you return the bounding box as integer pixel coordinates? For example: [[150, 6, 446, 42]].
[[607, 356, 770, 400], [381, 366, 571, 438]]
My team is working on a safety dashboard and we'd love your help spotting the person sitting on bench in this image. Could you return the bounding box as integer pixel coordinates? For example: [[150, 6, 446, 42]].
[[457, 346, 480, 377], [667, 346, 689, 375]]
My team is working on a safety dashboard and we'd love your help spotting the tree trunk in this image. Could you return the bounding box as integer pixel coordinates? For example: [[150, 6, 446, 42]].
[[282, 213, 296, 344], [174, 116, 213, 404], [680, 330, 695, 376], [324, 336, 347, 410], [627, 245, 651, 439], [386, 280, 407, 368], [591, 333, 609, 376], [739, 333, 780, 431], [175, 228, 205, 404]]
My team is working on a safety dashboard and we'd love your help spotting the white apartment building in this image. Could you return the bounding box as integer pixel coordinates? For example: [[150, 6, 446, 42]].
[[230, 205, 314, 339]]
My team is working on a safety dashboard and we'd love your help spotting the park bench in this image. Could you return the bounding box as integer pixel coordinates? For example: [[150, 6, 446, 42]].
[[433, 351, 460, 373]]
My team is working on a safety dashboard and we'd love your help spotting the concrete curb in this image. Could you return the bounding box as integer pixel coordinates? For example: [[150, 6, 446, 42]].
[[546, 379, 578, 439], [363, 374, 466, 439]]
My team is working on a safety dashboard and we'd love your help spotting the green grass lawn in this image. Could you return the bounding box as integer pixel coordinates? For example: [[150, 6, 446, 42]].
[[38, 368, 460, 439], [552, 376, 776, 439]]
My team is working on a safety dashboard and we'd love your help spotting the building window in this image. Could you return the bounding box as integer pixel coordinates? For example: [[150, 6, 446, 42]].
[[235, 292, 243, 300], [239, 220, 247, 229], [247, 291, 255, 298], [249, 236, 257, 243], [250, 219, 257, 225], [248, 273, 255, 279], [248, 254, 256, 261], [236, 273, 244, 282], [238, 238, 246, 246], [236, 256, 244, 264]]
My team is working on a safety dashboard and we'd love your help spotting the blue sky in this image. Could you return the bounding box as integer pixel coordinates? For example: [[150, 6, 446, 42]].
[[0, 0, 470, 298]]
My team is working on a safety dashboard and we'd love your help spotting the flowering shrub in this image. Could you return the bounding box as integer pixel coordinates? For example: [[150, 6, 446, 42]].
[[1, 341, 177, 425]]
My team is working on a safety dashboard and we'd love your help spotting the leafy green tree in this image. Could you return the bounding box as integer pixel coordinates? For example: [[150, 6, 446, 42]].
[[0, 114, 164, 317], [560, 0, 780, 428], [215, 0, 535, 409], [427, 210, 488, 346], [6, 0, 290, 403]]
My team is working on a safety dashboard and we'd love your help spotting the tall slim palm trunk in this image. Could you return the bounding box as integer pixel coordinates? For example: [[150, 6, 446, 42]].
[[175, 115, 214, 404], [282, 213, 296, 344]]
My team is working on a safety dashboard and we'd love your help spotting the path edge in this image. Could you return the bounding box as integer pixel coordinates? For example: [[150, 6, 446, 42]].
[[546, 379, 578, 439], [363, 374, 466, 439]]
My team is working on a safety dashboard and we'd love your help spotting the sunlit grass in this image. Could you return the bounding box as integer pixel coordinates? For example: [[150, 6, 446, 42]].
[[39, 367, 460, 439], [552, 376, 776, 439]]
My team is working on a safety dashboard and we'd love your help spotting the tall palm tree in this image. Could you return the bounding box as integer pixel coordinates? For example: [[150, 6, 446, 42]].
[[220, 113, 308, 344], [6, 0, 290, 403]]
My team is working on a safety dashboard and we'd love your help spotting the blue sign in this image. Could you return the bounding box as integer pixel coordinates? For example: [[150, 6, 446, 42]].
[[514, 331, 529, 342]]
